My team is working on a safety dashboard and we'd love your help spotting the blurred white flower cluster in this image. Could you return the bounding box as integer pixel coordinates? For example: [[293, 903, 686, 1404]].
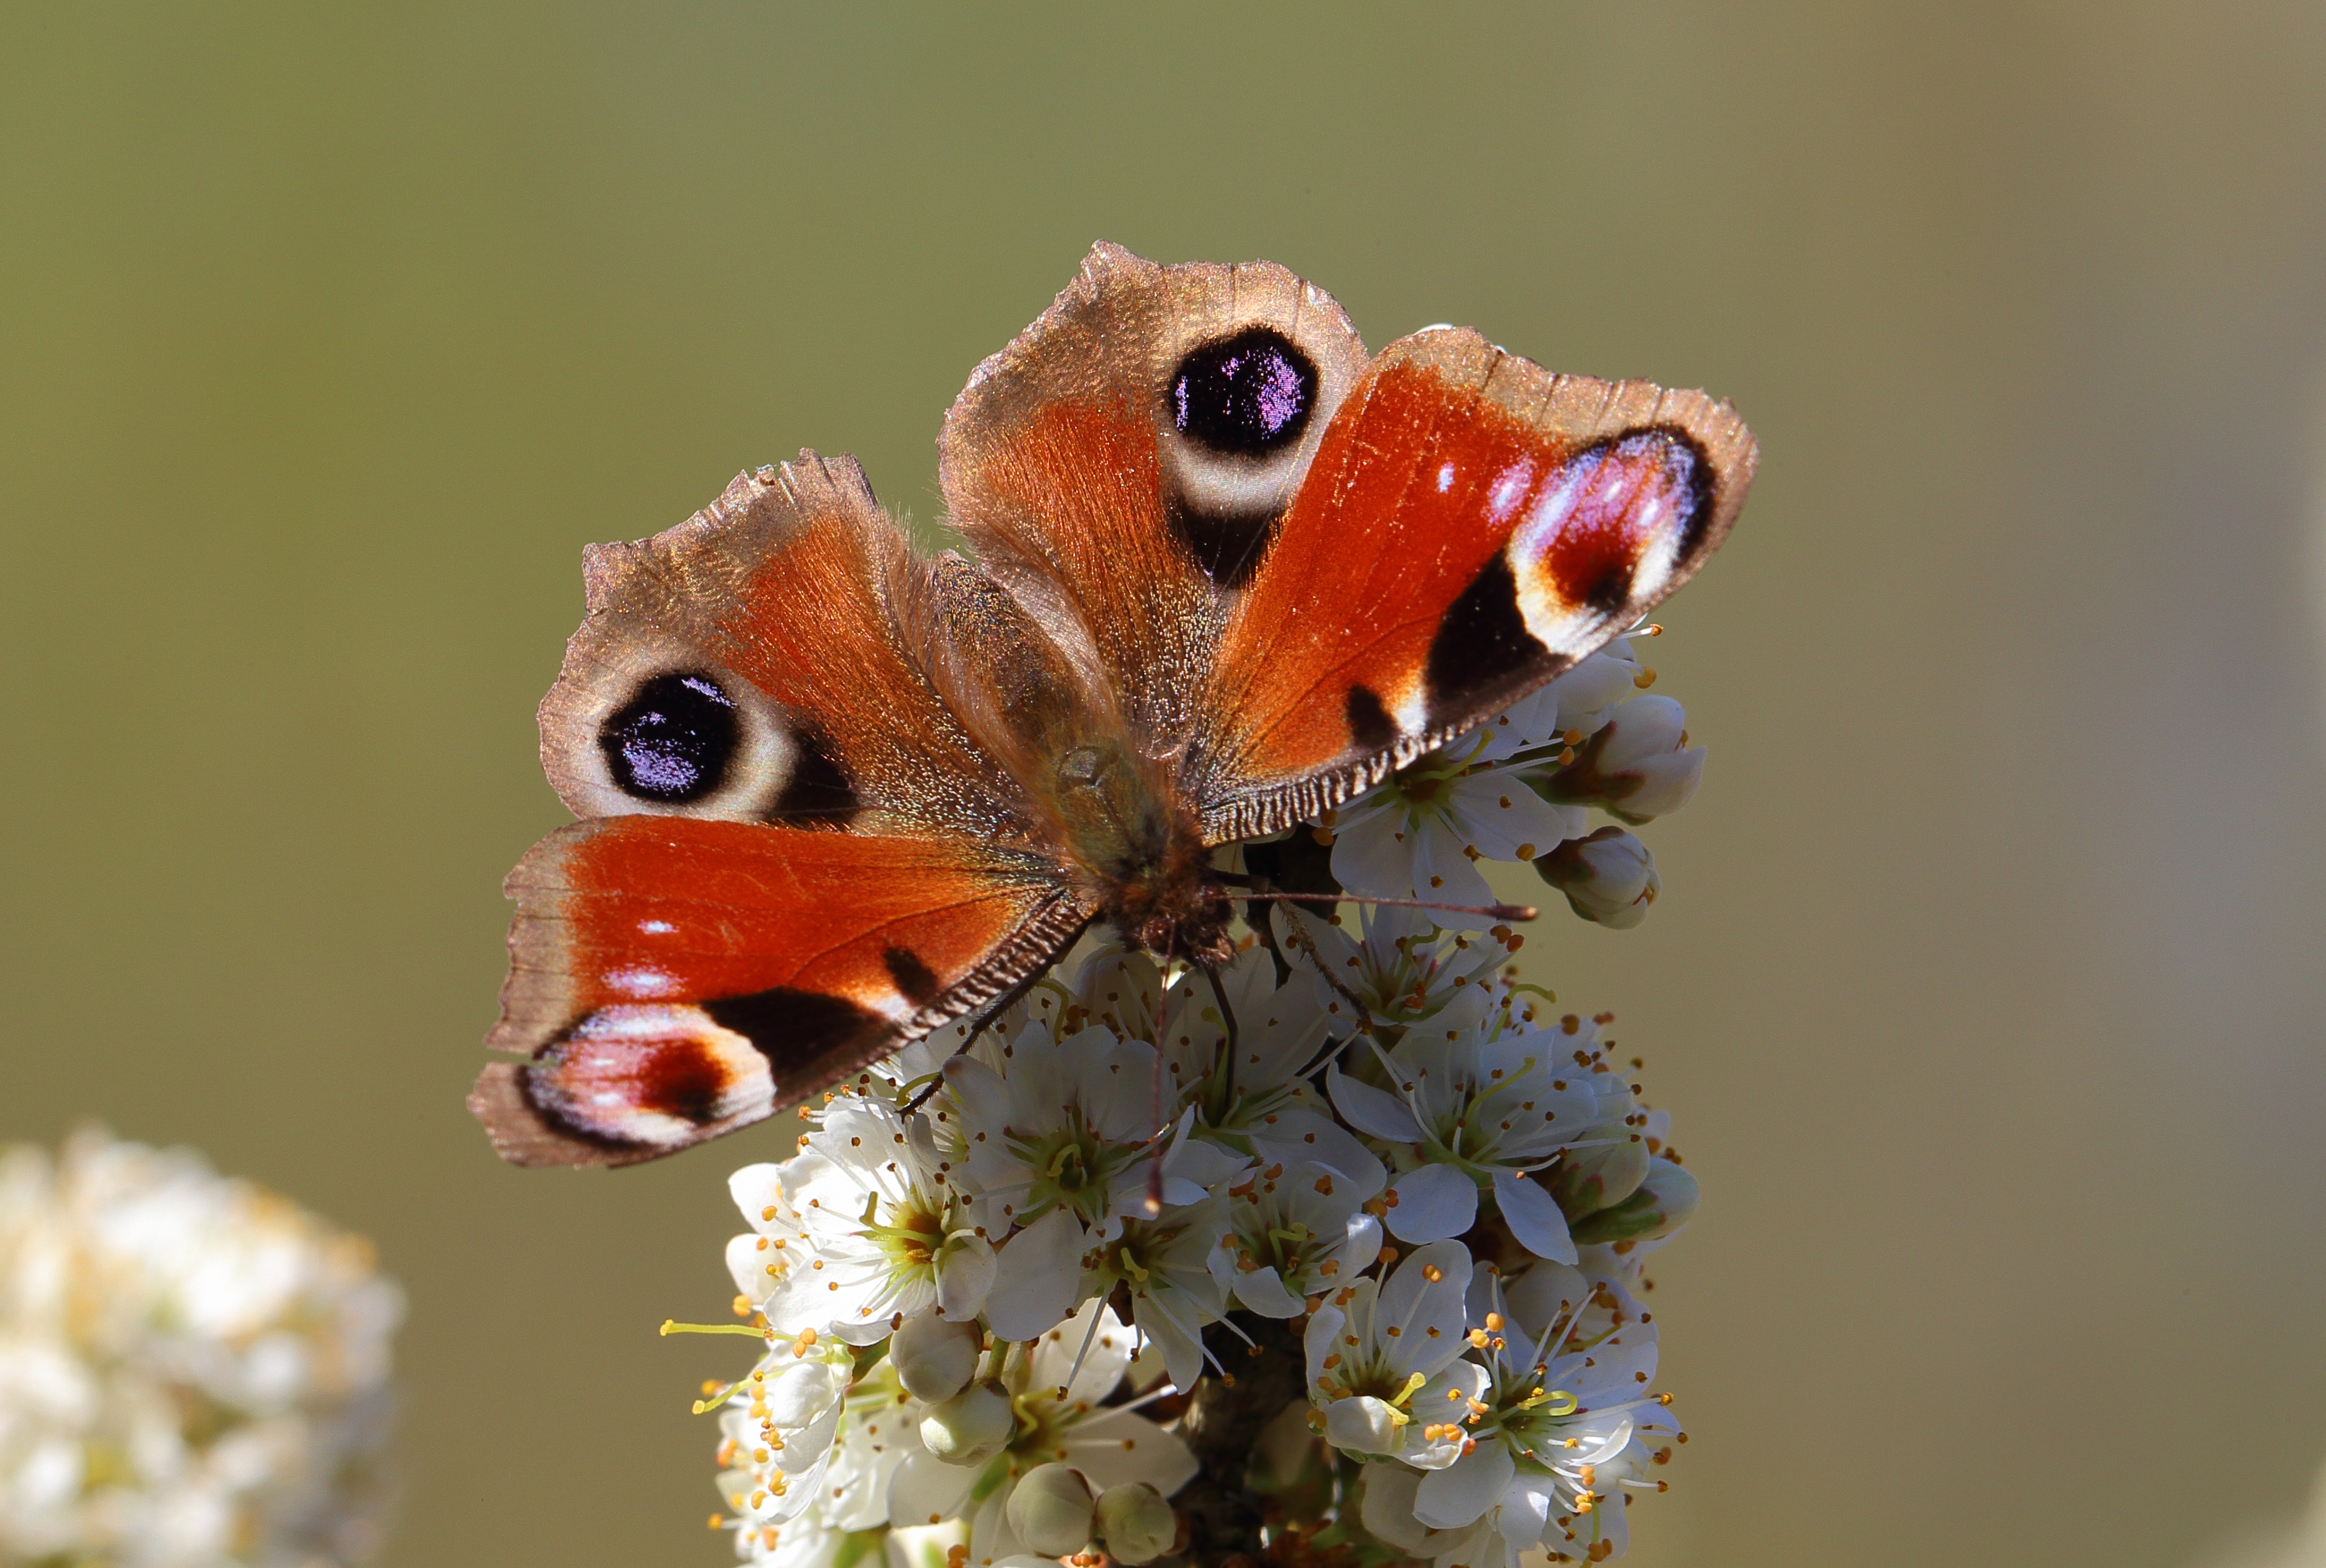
[[684, 644, 1706, 1568], [0, 1129, 402, 1568]]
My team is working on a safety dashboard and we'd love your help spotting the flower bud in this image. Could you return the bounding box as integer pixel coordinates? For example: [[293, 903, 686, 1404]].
[[1547, 1114, 1650, 1219], [1536, 695, 1704, 822], [1005, 1463, 1094, 1557], [1536, 826, 1660, 928], [1569, 1158, 1701, 1245], [1094, 1482, 1177, 1565], [919, 1379, 1013, 1467], [889, 1311, 981, 1403]]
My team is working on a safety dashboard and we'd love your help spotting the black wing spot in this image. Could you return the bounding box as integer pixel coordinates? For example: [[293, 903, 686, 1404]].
[[1345, 685, 1398, 753], [1169, 327, 1318, 457], [882, 946, 940, 1005], [1424, 554, 1546, 724], [769, 721, 861, 827], [1170, 502, 1276, 589], [600, 672, 738, 804], [706, 988, 887, 1080], [1656, 427, 1718, 562]]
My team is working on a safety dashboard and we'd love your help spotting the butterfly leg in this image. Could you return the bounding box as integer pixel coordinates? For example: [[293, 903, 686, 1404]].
[[1203, 962, 1242, 1104]]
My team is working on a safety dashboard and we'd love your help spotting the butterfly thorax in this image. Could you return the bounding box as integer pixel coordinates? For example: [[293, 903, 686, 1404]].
[[1049, 739, 1235, 965]]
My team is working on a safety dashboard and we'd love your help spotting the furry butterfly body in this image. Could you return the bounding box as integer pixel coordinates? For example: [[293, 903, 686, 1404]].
[[472, 243, 1757, 1167]]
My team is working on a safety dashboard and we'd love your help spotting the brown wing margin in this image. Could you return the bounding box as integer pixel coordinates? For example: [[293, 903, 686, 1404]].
[[470, 817, 1089, 1167], [1189, 328, 1757, 842]]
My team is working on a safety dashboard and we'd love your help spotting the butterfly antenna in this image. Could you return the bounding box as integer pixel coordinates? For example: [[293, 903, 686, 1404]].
[[1238, 890, 1539, 922]]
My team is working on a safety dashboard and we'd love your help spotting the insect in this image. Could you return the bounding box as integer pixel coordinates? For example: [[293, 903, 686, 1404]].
[[470, 243, 1756, 1168]]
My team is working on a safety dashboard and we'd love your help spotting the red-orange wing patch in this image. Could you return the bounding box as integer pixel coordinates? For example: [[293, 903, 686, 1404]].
[[471, 818, 1087, 1167], [938, 243, 1369, 755], [1190, 329, 1756, 840]]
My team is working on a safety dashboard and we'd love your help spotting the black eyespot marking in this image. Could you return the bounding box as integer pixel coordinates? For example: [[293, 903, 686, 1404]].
[[705, 988, 888, 1076], [1424, 555, 1545, 724], [770, 721, 860, 827], [1169, 327, 1318, 457], [882, 947, 940, 1005], [601, 672, 738, 804], [1171, 506, 1277, 589], [1346, 685, 1398, 753]]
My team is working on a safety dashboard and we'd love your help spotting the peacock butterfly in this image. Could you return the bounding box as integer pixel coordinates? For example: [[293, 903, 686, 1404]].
[[470, 243, 1757, 1167]]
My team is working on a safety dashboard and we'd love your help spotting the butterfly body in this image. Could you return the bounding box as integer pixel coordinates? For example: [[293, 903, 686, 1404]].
[[472, 244, 1757, 1168]]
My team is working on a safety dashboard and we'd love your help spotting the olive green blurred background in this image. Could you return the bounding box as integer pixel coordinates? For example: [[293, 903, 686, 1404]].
[[6, 5, 2324, 1565]]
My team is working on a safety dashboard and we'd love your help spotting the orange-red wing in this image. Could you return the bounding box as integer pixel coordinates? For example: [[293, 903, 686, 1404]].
[[937, 243, 1369, 755], [1190, 328, 1758, 840], [470, 817, 1087, 1167]]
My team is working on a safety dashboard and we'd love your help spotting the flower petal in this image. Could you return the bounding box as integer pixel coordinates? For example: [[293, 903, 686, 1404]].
[[1327, 1066, 1422, 1142], [1357, 1463, 1433, 1552], [1381, 1163, 1477, 1244], [1493, 1170, 1578, 1264], [1414, 1441, 1516, 1531], [981, 1208, 1084, 1342]]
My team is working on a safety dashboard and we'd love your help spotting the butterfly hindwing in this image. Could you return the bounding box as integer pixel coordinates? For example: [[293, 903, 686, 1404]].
[[538, 451, 1023, 837], [937, 242, 1370, 755], [472, 817, 1087, 1167], [1190, 327, 1758, 839]]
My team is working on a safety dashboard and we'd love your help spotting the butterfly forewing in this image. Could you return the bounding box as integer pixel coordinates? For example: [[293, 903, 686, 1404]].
[[1190, 327, 1757, 840]]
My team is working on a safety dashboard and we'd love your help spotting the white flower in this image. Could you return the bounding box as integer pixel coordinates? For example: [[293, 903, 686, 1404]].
[[1209, 1160, 1382, 1317], [1303, 1241, 1483, 1470], [727, 1161, 817, 1313], [1152, 942, 1385, 1192], [0, 1128, 401, 1568], [1323, 726, 1579, 921], [948, 1022, 1243, 1342], [1535, 827, 1661, 929], [1077, 1184, 1233, 1391], [1278, 906, 1538, 1040], [1327, 1018, 1597, 1263], [1400, 1273, 1678, 1566], [888, 1301, 1195, 1564], [716, 1333, 859, 1525], [718, 1354, 922, 1564], [765, 1098, 995, 1345], [1536, 695, 1704, 824]]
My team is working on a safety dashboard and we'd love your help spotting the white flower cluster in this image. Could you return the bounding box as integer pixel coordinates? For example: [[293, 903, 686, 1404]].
[[0, 1128, 404, 1568], [686, 647, 1705, 1568]]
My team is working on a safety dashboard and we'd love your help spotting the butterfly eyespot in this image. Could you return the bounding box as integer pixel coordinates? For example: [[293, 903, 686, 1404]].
[[600, 672, 738, 804], [1168, 326, 1317, 456]]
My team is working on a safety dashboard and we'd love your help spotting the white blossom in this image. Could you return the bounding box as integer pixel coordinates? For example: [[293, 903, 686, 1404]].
[[0, 1128, 401, 1568], [764, 1098, 995, 1344], [1209, 1159, 1382, 1317], [1303, 1241, 1483, 1471], [1328, 1015, 1597, 1263]]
